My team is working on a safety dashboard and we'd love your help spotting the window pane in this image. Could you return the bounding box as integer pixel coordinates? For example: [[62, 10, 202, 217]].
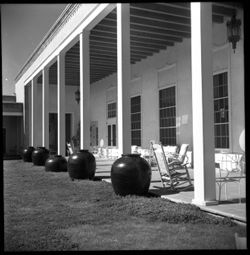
[[131, 96, 141, 146], [159, 87, 176, 146], [107, 102, 117, 118], [108, 125, 111, 146], [213, 72, 229, 149]]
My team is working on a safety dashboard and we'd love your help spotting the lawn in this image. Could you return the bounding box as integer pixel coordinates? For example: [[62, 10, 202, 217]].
[[4, 160, 246, 251]]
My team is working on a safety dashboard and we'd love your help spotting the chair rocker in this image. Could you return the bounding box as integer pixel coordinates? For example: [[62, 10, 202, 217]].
[[151, 142, 193, 191]]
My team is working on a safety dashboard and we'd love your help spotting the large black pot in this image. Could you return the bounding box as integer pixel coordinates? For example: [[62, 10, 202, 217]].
[[111, 154, 152, 196], [45, 155, 67, 172], [32, 147, 50, 166], [67, 149, 96, 180], [22, 146, 35, 162]]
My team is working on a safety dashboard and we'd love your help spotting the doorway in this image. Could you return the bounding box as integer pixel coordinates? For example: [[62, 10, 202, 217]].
[[90, 121, 98, 146], [49, 113, 72, 153], [3, 128, 6, 155], [107, 122, 116, 147]]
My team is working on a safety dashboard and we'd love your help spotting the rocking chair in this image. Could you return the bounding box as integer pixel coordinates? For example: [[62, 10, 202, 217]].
[[151, 142, 193, 190]]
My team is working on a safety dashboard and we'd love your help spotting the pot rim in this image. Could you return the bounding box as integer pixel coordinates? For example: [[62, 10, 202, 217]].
[[79, 149, 89, 152], [122, 153, 141, 157]]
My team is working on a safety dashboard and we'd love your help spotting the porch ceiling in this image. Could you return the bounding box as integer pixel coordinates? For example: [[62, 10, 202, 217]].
[[41, 2, 241, 86]]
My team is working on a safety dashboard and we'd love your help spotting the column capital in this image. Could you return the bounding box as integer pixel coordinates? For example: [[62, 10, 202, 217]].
[[42, 65, 49, 71], [79, 29, 90, 37]]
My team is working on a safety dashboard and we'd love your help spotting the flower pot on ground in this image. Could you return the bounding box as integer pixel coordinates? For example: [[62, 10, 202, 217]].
[[45, 155, 67, 172], [22, 146, 35, 162], [111, 154, 152, 196], [67, 149, 96, 180], [32, 147, 50, 166]]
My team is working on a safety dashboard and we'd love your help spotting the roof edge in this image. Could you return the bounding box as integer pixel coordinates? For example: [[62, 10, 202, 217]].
[[14, 4, 79, 83]]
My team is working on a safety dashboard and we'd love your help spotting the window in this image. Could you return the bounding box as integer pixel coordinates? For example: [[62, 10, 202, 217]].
[[107, 102, 116, 118], [131, 96, 141, 146], [159, 86, 176, 145], [213, 72, 229, 149]]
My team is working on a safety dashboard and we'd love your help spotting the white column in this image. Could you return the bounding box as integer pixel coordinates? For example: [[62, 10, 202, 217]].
[[191, 2, 217, 206], [79, 31, 90, 150], [31, 77, 38, 147], [117, 3, 131, 156], [57, 52, 66, 156], [42, 67, 49, 148]]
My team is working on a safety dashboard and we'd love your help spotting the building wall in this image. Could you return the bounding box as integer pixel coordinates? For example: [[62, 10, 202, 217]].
[[89, 17, 244, 153], [15, 4, 100, 104], [3, 116, 23, 156], [18, 9, 244, 153], [25, 83, 81, 146]]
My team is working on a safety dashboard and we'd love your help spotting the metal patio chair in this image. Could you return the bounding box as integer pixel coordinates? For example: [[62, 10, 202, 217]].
[[215, 153, 245, 202], [151, 142, 193, 190], [66, 142, 74, 155]]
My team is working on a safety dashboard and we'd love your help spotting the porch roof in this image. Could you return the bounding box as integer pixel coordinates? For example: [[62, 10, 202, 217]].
[[19, 3, 243, 86]]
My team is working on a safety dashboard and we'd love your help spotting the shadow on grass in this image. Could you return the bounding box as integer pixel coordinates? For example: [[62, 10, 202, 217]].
[[93, 176, 111, 181], [150, 184, 194, 196]]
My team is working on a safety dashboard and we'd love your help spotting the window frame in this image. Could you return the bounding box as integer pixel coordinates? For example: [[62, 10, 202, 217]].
[[213, 70, 231, 152], [107, 101, 117, 119], [159, 84, 177, 146], [130, 94, 142, 146]]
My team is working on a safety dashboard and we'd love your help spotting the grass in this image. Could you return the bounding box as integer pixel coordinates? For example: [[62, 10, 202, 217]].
[[4, 160, 246, 251]]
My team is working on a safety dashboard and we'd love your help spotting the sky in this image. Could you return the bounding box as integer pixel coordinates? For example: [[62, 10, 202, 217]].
[[1, 4, 67, 96]]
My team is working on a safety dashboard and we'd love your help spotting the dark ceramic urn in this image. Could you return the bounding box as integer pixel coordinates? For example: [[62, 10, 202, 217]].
[[32, 147, 50, 166], [67, 149, 96, 180], [111, 154, 152, 196], [45, 155, 67, 172], [22, 146, 35, 162]]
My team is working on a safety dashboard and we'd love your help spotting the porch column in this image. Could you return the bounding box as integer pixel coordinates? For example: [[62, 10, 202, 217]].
[[57, 52, 66, 156], [42, 66, 49, 148], [117, 3, 131, 156], [31, 76, 38, 147], [191, 2, 217, 206], [79, 31, 90, 149]]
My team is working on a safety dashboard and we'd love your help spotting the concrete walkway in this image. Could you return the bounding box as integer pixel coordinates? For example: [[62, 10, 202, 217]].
[[95, 158, 246, 224]]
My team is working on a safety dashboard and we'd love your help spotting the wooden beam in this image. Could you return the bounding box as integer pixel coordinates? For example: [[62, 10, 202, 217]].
[[130, 16, 190, 33], [131, 30, 183, 42], [92, 24, 116, 33], [132, 41, 167, 50], [130, 6, 190, 25], [91, 30, 116, 38], [131, 35, 174, 46], [131, 24, 190, 38], [130, 3, 190, 18], [212, 4, 236, 17]]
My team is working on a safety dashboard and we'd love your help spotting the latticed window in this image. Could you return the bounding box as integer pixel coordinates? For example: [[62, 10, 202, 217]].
[[131, 96, 141, 146], [159, 86, 176, 146], [213, 72, 229, 149], [107, 102, 116, 118]]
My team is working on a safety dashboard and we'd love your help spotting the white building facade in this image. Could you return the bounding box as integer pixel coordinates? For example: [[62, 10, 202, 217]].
[[15, 3, 245, 206]]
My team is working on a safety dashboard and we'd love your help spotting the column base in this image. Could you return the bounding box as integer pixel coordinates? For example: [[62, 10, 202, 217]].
[[192, 198, 218, 206]]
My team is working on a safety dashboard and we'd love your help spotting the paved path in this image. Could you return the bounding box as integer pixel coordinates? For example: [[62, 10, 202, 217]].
[[95, 158, 246, 223]]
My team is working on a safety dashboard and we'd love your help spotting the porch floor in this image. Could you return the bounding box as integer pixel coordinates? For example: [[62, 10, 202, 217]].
[[95, 158, 246, 224]]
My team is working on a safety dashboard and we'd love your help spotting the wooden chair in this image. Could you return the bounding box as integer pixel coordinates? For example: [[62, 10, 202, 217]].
[[151, 142, 193, 190]]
